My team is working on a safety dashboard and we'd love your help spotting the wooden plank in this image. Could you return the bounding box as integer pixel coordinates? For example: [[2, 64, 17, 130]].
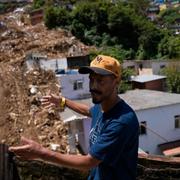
[[0, 144, 20, 180]]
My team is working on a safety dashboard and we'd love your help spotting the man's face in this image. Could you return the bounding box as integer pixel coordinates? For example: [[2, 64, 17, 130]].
[[89, 73, 118, 104]]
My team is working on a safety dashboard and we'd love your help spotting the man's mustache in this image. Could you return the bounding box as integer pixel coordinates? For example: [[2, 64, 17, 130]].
[[90, 89, 102, 95]]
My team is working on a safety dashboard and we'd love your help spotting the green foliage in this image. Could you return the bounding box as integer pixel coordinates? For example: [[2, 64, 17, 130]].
[[158, 34, 180, 59], [43, 0, 179, 60], [108, 4, 139, 50], [168, 36, 180, 59], [137, 25, 164, 59], [0, 4, 6, 14], [33, 0, 45, 9], [161, 63, 180, 94], [158, 6, 180, 26], [0, 2, 16, 13], [44, 6, 57, 29], [89, 45, 134, 62], [118, 68, 136, 93], [70, 1, 109, 41], [44, 6, 70, 29], [127, 0, 150, 16]]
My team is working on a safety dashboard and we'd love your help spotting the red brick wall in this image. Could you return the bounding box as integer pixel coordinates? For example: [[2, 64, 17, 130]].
[[132, 79, 165, 91]]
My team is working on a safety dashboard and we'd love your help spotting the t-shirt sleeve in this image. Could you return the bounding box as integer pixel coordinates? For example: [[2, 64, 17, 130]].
[[89, 104, 101, 126], [89, 115, 134, 165]]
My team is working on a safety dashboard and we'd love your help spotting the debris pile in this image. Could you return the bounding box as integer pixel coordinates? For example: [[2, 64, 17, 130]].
[[0, 8, 92, 153], [0, 10, 91, 63], [0, 61, 69, 152]]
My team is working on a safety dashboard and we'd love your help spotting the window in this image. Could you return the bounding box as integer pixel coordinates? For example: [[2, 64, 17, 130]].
[[160, 65, 166, 69], [139, 64, 143, 70], [73, 80, 83, 90], [140, 121, 147, 135], [175, 115, 180, 128]]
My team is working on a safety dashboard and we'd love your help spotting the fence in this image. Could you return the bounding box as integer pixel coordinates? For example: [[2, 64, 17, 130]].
[[0, 144, 20, 180]]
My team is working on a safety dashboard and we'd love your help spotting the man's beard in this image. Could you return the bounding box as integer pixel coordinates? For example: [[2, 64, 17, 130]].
[[92, 97, 102, 104], [90, 89, 102, 104]]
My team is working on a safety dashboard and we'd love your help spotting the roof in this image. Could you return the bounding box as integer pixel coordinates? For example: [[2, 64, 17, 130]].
[[120, 90, 180, 111], [60, 90, 180, 119], [131, 74, 166, 83], [159, 139, 180, 157], [163, 147, 180, 157]]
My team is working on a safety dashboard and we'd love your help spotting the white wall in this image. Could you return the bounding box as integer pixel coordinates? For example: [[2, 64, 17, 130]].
[[137, 104, 180, 154], [40, 58, 67, 71], [82, 118, 92, 153], [56, 74, 90, 100], [152, 61, 168, 75]]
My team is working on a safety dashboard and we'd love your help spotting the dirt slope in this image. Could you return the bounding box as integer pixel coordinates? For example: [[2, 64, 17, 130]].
[[0, 10, 91, 152]]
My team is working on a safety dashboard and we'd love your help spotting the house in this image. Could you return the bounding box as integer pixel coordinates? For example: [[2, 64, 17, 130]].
[[26, 53, 47, 70], [56, 71, 90, 100], [123, 60, 180, 75], [131, 74, 166, 91], [26, 53, 89, 72], [147, 5, 160, 21], [60, 89, 180, 155]]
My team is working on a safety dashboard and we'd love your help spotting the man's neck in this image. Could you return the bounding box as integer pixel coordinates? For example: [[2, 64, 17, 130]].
[[101, 95, 120, 112]]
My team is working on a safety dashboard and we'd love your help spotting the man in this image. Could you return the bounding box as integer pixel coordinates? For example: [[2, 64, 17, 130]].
[[9, 55, 139, 180]]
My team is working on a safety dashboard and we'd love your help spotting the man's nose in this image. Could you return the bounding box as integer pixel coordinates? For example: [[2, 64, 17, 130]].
[[90, 80, 98, 89]]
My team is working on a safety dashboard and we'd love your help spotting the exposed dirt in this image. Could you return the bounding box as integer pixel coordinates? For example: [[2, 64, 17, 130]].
[[0, 9, 92, 153]]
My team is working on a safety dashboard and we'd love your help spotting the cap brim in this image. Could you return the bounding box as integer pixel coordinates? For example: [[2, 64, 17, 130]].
[[78, 66, 113, 76]]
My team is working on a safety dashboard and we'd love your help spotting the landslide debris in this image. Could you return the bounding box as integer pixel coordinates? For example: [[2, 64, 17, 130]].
[[0, 9, 91, 152]]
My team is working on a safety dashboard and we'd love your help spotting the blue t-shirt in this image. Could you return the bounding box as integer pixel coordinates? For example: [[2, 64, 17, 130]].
[[88, 99, 139, 180]]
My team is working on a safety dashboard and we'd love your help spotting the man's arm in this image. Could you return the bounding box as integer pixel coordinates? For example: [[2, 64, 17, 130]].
[[41, 94, 91, 117], [9, 137, 100, 171], [41, 149, 100, 171], [65, 98, 91, 117]]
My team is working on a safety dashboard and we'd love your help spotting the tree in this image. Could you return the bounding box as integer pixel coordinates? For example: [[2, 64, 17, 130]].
[[118, 68, 136, 93], [43, 0, 176, 60], [158, 34, 180, 59], [33, 0, 45, 9], [162, 63, 180, 94], [158, 6, 180, 27], [108, 4, 139, 50], [44, 6, 58, 29], [127, 0, 150, 16]]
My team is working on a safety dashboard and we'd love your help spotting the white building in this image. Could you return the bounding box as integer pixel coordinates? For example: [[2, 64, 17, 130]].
[[26, 54, 89, 72], [123, 60, 180, 75], [56, 71, 90, 100], [121, 90, 180, 155], [61, 90, 180, 155]]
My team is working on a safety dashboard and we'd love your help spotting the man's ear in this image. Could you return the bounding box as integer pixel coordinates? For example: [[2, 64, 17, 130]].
[[115, 77, 121, 84]]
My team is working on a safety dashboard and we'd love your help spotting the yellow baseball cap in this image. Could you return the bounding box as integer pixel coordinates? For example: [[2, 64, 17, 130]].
[[79, 55, 121, 78]]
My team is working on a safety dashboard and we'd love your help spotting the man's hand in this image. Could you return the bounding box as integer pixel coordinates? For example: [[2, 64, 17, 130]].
[[9, 137, 45, 161], [41, 93, 61, 109]]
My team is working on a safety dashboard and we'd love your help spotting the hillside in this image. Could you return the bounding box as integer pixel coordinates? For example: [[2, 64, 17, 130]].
[[0, 9, 91, 151]]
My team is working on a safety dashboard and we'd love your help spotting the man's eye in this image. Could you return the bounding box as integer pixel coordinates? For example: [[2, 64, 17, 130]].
[[98, 79, 104, 84]]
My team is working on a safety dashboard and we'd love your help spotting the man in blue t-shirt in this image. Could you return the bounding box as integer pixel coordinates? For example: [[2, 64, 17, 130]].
[[9, 55, 139, 180]]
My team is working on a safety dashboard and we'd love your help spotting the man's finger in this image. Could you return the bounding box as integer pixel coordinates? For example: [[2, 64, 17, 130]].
[[9, 144, 30, 153], [44, 104, 55, 109], [41, 95, 51, 100], [41, 101, 50, 106]]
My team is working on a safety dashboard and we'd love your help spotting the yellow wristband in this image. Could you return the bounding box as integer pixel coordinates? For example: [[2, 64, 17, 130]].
[[60, 97, 66, 108]]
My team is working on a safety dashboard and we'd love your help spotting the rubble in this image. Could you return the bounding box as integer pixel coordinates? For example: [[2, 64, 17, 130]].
[[0, 11, 91, 63], [0, 9, 92, 153]]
